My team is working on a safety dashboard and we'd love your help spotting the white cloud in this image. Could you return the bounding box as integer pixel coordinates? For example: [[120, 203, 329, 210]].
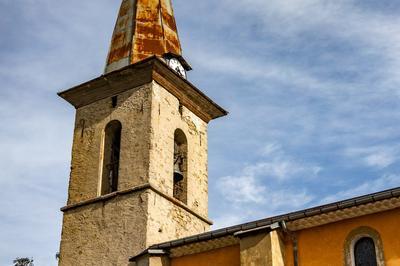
[[190, 48, 345, 96], [320, 174, 400, 204], [365, 153, 396, 169], [0, 1, 120, 265], [344, 145, 399, 169], [212, 187, 314, 229], [261, 143, 281, 156], [216, 142, 318, 204], [3, 0, 400, 264], [212, 182, 314, 228], [249, 143, 321, 181], [218, 175, 266, 204], [212, 214, 250, 230], [243, 161, 321, 181], [186, 0, 400, 102]]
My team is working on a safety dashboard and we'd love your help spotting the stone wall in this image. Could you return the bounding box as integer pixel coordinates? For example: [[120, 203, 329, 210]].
[[67, 81, 209, 216], [59, 191, 149, 266], [149, 82, 209, 218], [60, 79, 211, 265], [146, 190, 210, 246], [67, 84, 152, 204]]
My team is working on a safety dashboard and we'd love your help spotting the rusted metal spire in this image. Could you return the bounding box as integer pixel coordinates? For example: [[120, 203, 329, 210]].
[[105, 0, 183, 73]]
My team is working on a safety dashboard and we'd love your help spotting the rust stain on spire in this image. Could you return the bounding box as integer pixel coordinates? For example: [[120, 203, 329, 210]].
[[105, 0, 182, 73]]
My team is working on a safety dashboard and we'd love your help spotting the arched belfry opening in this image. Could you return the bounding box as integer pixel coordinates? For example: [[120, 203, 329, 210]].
[[173, 129, 188, 203], [101, 120, 122, 195]]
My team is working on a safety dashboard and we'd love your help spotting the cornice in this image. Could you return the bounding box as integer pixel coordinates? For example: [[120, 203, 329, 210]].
[[61, 182, 212, 226], [58, 56, 227, 123]]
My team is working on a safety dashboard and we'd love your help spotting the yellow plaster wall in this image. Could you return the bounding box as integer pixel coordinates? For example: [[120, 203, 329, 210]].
[[171, 245, 240, 266], [285, 208, 400, 266], [240, 233, 273, 266]]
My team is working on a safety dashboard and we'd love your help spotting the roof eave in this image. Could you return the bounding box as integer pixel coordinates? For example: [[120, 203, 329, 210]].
[[58, 56, 228, 123], [138, 186, 400, 253]]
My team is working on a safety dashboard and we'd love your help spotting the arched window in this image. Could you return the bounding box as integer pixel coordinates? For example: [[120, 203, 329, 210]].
[[173, 129, 188, 204], [101, 120, 122, 195], [354, 237, 377, 266], [344, 227, 385, 266]]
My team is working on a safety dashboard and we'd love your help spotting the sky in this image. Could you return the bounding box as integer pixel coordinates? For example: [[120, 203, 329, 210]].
[[1, 0, 400, 265]]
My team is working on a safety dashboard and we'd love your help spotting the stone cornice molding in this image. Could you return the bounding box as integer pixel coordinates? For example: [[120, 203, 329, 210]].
[[61, 182, 212, 225]]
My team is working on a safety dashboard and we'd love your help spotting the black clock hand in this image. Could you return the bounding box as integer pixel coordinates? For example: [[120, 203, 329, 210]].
[[176, 67, 182, 75]]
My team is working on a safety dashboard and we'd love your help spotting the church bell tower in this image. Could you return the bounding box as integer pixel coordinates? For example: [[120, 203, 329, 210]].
[[57, 0, 227, 265]]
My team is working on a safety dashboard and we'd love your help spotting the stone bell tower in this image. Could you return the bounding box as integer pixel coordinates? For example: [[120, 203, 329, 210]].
[[57, 0, 227, 265]]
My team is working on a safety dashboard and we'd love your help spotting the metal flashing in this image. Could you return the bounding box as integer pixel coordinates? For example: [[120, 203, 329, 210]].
[[105, 0, 183, 73]]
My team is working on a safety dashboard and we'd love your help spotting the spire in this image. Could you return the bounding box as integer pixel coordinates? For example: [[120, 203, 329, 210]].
[[105, 0, 183, 73]]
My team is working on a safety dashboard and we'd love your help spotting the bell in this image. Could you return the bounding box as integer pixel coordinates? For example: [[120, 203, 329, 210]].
[[174, 170, 184, 182]]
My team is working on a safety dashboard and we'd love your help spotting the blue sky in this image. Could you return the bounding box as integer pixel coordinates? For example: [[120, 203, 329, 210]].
[[1, 0, 400, 265]]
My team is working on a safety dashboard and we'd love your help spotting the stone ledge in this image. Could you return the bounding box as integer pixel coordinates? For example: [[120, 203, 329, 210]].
[[60, 183, 152, 212], [60, 183, 213, 225], [148, 183, 213, 225]]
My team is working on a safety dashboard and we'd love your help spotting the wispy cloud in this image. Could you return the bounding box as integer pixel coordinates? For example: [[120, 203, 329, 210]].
[[202, 0, 400, 231], [320, 174, 400, 204], [3, 0, 400, 265], [214, 142, 317, 225], [217, 175, 266, 204], [217, 143, 321, 202], [0, 1, 120, 265], [344, 145, 399, 169]]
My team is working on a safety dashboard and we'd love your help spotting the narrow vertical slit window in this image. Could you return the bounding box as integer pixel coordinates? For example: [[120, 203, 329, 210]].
[[101, 120, 122, 195], [173, 129, 188, 204], [111, 96, 118, 108]]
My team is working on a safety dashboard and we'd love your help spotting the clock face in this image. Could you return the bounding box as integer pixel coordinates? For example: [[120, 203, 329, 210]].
[[168, 58, 187, 79]]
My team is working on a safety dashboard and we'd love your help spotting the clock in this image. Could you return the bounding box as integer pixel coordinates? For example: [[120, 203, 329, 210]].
[[167, 57, 187, 79]]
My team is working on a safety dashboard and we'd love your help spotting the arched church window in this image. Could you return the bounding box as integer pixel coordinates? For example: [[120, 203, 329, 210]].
[[101, 120, 122, 195], [173, 129, 188, 204], [354, 237, 378, 266], [344, 227, 385, 266]]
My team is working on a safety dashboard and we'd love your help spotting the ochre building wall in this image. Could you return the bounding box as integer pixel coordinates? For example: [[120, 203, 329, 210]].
[[285, 208, 400, 266], [240, 233, 273, 266], [171, 245, 240, 266]]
